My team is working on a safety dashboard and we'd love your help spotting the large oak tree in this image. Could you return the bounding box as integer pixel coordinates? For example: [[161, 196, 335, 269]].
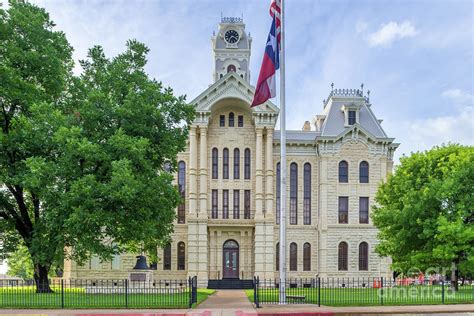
[[372, 144, 474, 290], [0, 0, 194, 292]]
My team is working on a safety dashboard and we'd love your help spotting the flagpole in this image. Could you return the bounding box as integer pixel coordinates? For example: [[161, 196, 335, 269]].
[[278, 0, 287, 305]]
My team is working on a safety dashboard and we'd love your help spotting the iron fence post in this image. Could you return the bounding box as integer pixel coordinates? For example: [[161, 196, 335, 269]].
[[61, 279, 64, 309], [442, 277, 445, 304], [380, 277, 384, 305], [125, 279, 128, 308], [188, 277, 192, 308], [318, 277, 321, 307]]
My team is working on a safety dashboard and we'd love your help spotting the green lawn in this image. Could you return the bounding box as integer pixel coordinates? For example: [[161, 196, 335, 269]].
[[245, 285, 474, 306], [0, 287, 215, 309]]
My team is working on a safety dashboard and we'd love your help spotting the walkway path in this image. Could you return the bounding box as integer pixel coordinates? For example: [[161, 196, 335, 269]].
[[195, 289, 256, 315]]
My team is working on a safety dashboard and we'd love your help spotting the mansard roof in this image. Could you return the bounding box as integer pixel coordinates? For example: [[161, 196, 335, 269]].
[[190, 71, 279, 115], [319, 89, 387, 139]]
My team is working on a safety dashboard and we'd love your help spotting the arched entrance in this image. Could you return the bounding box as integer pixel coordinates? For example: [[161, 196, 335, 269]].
[[223, 240, 239, 279]]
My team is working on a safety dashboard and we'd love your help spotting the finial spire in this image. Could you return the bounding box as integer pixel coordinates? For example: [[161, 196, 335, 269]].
[[360, 83, 364, 93], [331, 82, 334, 92]]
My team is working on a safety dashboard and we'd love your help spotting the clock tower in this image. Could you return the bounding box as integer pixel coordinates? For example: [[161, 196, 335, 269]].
[[212, 16, 252, 83]]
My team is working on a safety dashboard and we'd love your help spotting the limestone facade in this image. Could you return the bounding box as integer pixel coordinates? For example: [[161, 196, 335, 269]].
[[63, 17, 399, 286]]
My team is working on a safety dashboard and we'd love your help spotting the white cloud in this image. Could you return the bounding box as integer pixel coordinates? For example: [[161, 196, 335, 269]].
[[388, 90, 473, 163], [442, 89, 474, 104], [368, 21, 418, 47]]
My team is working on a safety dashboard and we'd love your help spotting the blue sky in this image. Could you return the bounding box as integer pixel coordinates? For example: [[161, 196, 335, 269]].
[[0, 0, 472, 275], [32, 0, 474, 160]]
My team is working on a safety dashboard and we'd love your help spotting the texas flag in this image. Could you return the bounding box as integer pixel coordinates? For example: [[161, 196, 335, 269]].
[[251, 0, 281, 107]]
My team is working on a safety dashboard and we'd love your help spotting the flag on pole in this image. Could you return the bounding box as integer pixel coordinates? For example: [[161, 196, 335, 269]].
[[251, 0, 281, 107]]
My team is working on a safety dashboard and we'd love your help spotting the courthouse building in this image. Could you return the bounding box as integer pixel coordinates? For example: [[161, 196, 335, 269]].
[[64, 17, 399, 287]]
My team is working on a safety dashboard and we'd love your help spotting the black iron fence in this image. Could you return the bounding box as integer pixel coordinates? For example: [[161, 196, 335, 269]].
[[0, 276, 198, 309], [253, 276, 474, 307]]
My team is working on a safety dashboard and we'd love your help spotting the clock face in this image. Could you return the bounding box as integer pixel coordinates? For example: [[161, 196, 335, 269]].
[[225, 30, 240, 44]]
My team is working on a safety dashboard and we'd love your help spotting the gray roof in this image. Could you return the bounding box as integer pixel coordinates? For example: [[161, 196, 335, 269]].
[[320, 100, 387, 138], [273, 130, 320, 142]]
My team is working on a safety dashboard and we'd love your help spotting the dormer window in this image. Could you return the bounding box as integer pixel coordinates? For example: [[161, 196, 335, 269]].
[[341, 104, 361, 127], [348, 110, 356, 125]]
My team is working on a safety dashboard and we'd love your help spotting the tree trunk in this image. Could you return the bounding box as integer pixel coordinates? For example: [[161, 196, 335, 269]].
[[34, 264, 53, 293], [451, 261, 459, 291]]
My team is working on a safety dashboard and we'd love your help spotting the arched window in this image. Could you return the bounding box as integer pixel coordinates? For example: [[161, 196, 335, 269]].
[[220, 115, 225, 127], [290, 163, 298, 225], [338, 242, 348, 271], [234, 148, 240, 179], [339, 161, 348, 183], [244, 148, 251, 179], [303, 243, 311, 271], [177, 242, 185, 270], [276, 242, 280, 271], [229, 112, 235, 127], [359, 161, 369, 183], [359, 242, 368, 271], [227, 64, 236, 73], [223, 148, 229, 179], [177, 161, 186, 224], [303, 163, 311, 225], [290, 242, 297, 271], [163, 244, 171, 270], [212, 148, 218, 179], [276, 162, 280, 224]]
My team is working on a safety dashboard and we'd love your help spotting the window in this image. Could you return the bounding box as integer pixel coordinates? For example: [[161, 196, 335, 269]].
[[238, 115, 244, 127], [90, 256, 100, 270], [233, 190, 240, 219], [359, 161, 369, 183], [276, 162, 280, 224], [222, 189, 229, 219], [233, 148, 240, 179], [227, 64, 236, 73], [276, 242, 279, 271], [338, 242, 348, 271], [303, 243, 311, 271], [229, 112, 234, 127], [348, 110, 356, 125], [212, 189, 218, 219], [244, 148, 251, 179], [220, 115, 225, 127], [223, 148, 229, 179], [339, 161, 348, 183], [359, 242, 368, 271], [177, 161, 186, 224], [177, 242, 185, 270], [290, 163, 298, 225], [290, 242, 297, 271], [339, 197, 348, 224], [111, 254, 120, 270], [303, 163, 311, 225], [244, 190, 251, 219], [163, 244, 171, 270], [359, 197, 369, 224], [212, 148, 218, 179]]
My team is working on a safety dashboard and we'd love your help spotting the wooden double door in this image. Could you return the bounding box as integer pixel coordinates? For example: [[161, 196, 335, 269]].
[[222, 240, 239, 279]]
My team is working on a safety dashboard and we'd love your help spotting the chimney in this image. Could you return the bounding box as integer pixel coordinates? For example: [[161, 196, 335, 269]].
[[302, 121, 311, 131]]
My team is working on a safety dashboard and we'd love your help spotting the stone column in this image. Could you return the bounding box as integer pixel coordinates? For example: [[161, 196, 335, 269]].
[[265, 128, 274, 217], [255, 128, 264, 219], [199, 126, 208, 219], [188, 127, 198, 217]]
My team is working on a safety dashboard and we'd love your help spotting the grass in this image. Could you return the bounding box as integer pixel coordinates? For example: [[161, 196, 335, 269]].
[[245, 285, 474, 306], [0, 287, 215, 309]]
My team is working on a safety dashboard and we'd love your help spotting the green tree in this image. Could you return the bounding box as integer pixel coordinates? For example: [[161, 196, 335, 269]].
[[0, 1, 195, 292], [372, 144, 474, 290], [6, 245, 33, 279]]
